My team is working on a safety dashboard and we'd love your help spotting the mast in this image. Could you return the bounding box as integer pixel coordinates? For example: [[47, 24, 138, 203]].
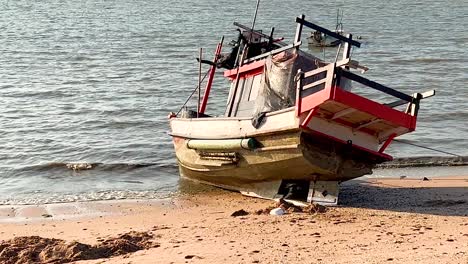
[[226, 0, 261, 117]]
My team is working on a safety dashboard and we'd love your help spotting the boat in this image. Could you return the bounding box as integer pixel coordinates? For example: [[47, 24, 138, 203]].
[[307, 10, 346, 47], [307, 29, 344, 47], [168, 14, 434, 205]]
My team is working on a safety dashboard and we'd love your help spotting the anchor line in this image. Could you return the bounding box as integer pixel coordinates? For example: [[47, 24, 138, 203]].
[[393, 139, 463, 157]]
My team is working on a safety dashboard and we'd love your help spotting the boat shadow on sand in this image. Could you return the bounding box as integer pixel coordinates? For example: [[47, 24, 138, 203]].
[[339, 179, 468, 217]]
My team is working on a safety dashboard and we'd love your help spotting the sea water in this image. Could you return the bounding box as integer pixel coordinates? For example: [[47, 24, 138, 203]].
[[0, 0, 467, 204]]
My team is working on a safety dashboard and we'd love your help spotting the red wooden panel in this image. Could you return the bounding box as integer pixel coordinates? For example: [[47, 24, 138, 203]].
[[298, 86, 417, 131], [223, 60, 265, 80], [332, 87, 416, 130], [298, 85, 333, 114]]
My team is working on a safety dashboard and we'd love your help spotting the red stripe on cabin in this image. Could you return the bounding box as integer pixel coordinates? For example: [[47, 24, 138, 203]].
[[224, 60, 265, 80]]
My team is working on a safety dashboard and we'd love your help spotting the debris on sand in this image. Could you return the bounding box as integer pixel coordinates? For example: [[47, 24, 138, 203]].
[[253, 205, 275, 215], [303, 203, 327, 214], [184, 254, 203, 259], [0, 231, 159, 264], [276, 199, 302, 213], [255, 199, 327, 216], [231, 209, 249, 217], [269, 208, 285, 216]]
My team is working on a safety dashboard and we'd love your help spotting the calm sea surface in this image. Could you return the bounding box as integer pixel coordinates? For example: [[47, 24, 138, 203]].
[[0, 0, 467, 204]]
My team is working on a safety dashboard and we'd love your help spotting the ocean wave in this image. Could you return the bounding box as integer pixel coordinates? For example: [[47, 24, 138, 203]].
[[0, 189, 175, 205], [17, 155, 468, 174], [378, 156, 468, 168], [389, 58, 466, 65], [19, 162, 178, 173]]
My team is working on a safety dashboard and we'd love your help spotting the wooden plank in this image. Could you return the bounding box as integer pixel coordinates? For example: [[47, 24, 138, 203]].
[[248, 74, 262, 101], [296, 17, 361, 48], [342, 34, 352, 60], [367, 121, 397, 133], [303, 79, 326, 90], [244, 42, 301, 63], [378, 127, 409, 143], [320, 102, 347, 116], [231, 78, 245, 116], [378, 133, 397, 153], [355, 118, 382, 130], [303, 65, 329, 78], [385, 99, 407, 108], [300, 126, 392, 160], [295, 70, 304, 116], [385, 90, 435, 108], [235, 101, 256, 117], [224, 60, 265, 78], [301, 107, 319, 127], [331, 107, 356, 120], [335, 58, 369, 72], [335, 58, 351, 68], [420, 89, 436, 98], [302, 63, 335, 93], [241, 77, 254, 102], [333, 88, 415, 129], [234, 22, 274, 41], [295, 14, 305, 43], [338, 69, 413, 102], [323, 63, 335, 91]]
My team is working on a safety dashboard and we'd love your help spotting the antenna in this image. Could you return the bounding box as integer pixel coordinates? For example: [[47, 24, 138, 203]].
[[226, 0, 261, 117], [249, 0, 261, 43]]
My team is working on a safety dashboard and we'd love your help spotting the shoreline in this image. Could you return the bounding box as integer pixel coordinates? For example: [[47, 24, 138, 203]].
[[0, 176, 467, 263]]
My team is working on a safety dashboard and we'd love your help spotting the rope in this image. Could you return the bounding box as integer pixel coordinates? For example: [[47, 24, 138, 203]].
[[175, 70, 210, 116], [393, 139, 463, 157]]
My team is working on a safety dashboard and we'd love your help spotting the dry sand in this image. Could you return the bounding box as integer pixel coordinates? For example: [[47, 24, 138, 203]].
[[0, 177, 467, 264]]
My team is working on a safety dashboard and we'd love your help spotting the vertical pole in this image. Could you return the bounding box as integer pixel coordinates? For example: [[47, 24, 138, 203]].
[[199, 37, 224, 115], [250, 0, 261, 39], [267, 27, 275, 50], [226, 46, 246, 117], [340, 33, 352, 91], [295, 14, 305, 44], [244, 0, 261, 61], [197, 48, 202, 118], [295, 70, 304, 117], [342, 33, 352, 63], [334, 43, 342, 63]]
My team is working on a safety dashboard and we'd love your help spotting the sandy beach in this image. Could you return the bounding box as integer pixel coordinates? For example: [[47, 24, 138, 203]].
[[0, 177, 467, 264]]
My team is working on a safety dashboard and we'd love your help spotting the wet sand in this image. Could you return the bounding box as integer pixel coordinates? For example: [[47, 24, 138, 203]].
[[0, 177, 467, 264]]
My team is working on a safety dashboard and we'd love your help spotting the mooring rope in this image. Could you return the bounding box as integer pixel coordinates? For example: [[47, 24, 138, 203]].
[[393, 139, 463, 157]]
